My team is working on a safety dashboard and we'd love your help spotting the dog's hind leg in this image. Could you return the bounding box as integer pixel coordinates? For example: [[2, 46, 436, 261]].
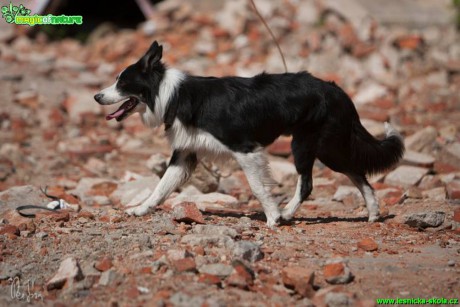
[[126, 150, 197, 216], [234, 151, 280, 228], [281, 132, 317, 220], [346, 173, 380, 222]]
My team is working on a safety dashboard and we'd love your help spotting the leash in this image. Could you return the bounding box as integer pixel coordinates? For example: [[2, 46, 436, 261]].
[[15, 187, 67, 218], [249, 0, 288, 73]]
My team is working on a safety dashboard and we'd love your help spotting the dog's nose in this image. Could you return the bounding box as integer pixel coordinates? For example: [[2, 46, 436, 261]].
[[94, 93, 103, 102]]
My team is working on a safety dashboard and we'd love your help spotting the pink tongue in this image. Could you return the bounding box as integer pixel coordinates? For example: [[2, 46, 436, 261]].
[[106, 108, 125, 120]]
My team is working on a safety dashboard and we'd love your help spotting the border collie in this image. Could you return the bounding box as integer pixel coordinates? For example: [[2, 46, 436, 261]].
[[94, 41, 404, 227]]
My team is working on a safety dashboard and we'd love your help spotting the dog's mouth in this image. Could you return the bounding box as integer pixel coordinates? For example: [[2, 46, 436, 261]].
[[105, 97, 139, 121]]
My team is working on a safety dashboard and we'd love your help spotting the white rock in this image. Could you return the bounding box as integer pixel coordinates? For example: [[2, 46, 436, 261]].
[[269, 160, 297, 183], [46, 258, 83, 290], [405, 126, 437, 151], [422, 187, 446, 201], [193, 225, 238, 238], [165, 192, 238, 211], [198, 263, 233, 278], [333, 186, 361, 201], [404, 211, 446, 228], [181, 234, 234, 249], [403, 150, 435, 166], [353, 82, 388, 106], [384, 166, 429, 188]]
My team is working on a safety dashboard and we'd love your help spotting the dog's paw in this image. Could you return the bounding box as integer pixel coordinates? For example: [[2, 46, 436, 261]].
[[125, 205, 150, 216], [368, 214, 380, 222], [280, 208, 294, 221], [266, 212, 281, 228]]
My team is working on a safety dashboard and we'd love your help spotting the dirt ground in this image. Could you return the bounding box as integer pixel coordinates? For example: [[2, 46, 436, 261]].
[[0, 0, 459, 306]]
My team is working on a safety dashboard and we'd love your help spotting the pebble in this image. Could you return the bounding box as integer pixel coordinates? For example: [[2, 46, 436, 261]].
[[404, 211, 446, 228], [446, 181, 460, 200], [181, 234, 235, 248], [198, 263, 233, 278], [323, 260, 354, 285], [384, 165, 429, 188], [281, 266, 315, 297], [172, 202, 205, 224], [46, 257, 84, 290], [98, 269, 118, 286], [193, 224, 238, 238], [357, 238, 379, 252], [405, 126, 437, 151], [232, 241, 264, 262]]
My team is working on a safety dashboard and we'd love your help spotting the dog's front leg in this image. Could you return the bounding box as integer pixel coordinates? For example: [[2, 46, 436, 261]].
[[126, 150, 197, 216], [234, 151, 281, 227]]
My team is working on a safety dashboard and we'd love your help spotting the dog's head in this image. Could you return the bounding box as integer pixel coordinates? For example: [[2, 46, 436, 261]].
[[94, 41, 166, 122]]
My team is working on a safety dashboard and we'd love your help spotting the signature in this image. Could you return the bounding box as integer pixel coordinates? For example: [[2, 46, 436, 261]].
[[8, 276, 44, 303]]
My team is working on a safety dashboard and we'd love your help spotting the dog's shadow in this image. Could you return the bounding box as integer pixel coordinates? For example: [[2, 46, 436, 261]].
[[203, 210, 395, 225]]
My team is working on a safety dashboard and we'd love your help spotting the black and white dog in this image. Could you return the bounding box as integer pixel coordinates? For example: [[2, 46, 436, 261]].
[[94, 41, 404, 227]]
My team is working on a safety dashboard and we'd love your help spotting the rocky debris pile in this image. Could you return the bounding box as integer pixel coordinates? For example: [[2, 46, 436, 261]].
[[0, 0, 459, 305]]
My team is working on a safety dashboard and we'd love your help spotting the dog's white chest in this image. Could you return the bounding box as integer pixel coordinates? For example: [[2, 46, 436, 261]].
[[167, 120, 231, 156]]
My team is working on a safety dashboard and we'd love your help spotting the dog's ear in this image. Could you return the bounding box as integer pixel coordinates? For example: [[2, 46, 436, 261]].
[[141, 41, 163, 71]]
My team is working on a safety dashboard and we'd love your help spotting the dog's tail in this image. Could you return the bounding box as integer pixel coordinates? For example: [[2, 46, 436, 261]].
[[351, 121, 405, 175]]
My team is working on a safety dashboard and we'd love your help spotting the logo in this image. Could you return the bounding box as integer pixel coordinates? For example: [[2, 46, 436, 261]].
[[1, 2, 83, 26]]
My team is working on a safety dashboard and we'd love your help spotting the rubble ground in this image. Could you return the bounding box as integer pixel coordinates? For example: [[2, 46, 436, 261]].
[[1, 0, 459, 306]]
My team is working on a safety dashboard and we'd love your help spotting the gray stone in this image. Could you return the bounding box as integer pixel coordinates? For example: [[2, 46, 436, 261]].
[[199, 263, 233, 278], [325, 292, 354, 307], [98, 269, 118, 286], [422, 187, 446, 201], [404, 211, 446, 228], [384, 166, 429, 188], [355, 0, 454, 27], [0, 263, 20, 280], [110, 175, 159, 207], [440, 142, 460, 168], [232, 241, 264, 262], [181, 234, 235, 249], [403, 150, 435, 167], [296, 0, 319, 26], [35, 232, 48, 239], [46, 258, 84, 290], [193, 225, 238, 238], [169, 292, 205, 307]]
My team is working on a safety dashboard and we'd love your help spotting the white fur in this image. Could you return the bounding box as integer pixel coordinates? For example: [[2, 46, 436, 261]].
[[234, 151, 280, 227], [347, 174, 380, 222], [97, 82, 127, 105], [126, 157, 194, 216], [142, 68, 185, 128], [281, 176, 302, 220], [167, 119, 231, 158]]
